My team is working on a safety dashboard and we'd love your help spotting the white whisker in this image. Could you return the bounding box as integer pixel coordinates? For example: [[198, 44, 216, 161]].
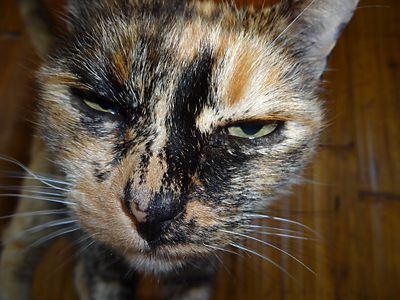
[[244, 224, 316, 239], [23, 189, 66, 197], [48, 234, 98, 277], [3, 218, 77, 244], [0, 172, 72, 187], [0, 156, 72, 192], [74, 239, 96, 257], [221, 229, 315, 275], [213, 252, 224, 265], [0, 209, 69, 220], [0, 193, 76, 205], [23, 225, 80, 252], [229, 242, 299, 283], [245, 229, 314, 241], [212, 252, 232, 275], [356, 5, 390, 10], [206, 254, 219, 272], [245, 214, 323, 239], [275, 6, 365, 59], [59, 232, 98, 257], [301, 178, 331, 186], [0, 186, 66, 198], [203, 244, 244, 257]]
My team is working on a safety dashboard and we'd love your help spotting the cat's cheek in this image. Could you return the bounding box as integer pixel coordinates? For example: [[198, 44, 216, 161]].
[[185, 201, 220, 228], [70, 194, 143, 248]]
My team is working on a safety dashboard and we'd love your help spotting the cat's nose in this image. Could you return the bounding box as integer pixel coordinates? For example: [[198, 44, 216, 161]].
[[125, 199, 185, 243], [136, 204, 184, 243]]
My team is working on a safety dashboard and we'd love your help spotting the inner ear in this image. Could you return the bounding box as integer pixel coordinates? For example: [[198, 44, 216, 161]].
[[286, 0, 359, 80]]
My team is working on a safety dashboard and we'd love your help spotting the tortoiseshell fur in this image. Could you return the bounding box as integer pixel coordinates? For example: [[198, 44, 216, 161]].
[[0, 0, 359, 299]]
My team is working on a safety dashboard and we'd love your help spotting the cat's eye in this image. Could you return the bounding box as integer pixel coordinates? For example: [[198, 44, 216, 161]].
[[83, 98, 118, 115], [224, 121, 279, 139], [71, 87, 120, 116]]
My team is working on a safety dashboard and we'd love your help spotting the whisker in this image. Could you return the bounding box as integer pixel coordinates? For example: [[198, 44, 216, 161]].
[[0, 186, 65, 198], [212, 252, 233, 276], [0, 156, 72, 192], [245, 214, 323, 240], [206, 254, 219, 272], [3, 218, 77, 244], [243, 224, 316, 239], [229, 242, 299, 283], [356, 5, 390, 10], [74, 239, 97, 258], [43, 234, 96, 280], [59, 232, 98, 257], [221, 229, 315, 275], [0, 193, 76, 206], [275, 5, 364, 57], [0, 209, 69, 220], [0, 172, 71, 187], [301, 178, 331, 186], [48, 234, 100, 278], [203, 244, 244, 257], [244, 229, 315, 241], [23, 225, 80, 252], [0, 175, 71, 194]]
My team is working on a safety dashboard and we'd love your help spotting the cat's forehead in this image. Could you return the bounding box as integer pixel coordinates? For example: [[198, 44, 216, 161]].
[[66, 5, 297, 110], [44, 0, 321, 142]]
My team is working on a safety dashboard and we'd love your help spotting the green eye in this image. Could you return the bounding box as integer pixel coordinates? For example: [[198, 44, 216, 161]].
[[83, 98, 118, 115], [225, 121, 279, 139]]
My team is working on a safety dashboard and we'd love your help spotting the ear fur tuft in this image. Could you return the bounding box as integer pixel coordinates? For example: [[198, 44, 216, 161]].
[[287, 0, 359, 79]]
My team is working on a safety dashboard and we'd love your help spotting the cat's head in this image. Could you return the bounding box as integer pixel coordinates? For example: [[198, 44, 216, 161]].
[[38, 0, 358, 273]]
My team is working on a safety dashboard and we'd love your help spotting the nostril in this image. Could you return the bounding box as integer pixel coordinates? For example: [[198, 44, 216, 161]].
[[160, 205, 184, 223], [137, 219, 162, 243], [136, 205, 185, 243]]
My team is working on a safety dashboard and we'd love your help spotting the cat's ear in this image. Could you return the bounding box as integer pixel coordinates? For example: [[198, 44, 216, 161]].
[[65, 0, 132, 31], [66, 0, 102, 20], [285, 0, 359, 80]]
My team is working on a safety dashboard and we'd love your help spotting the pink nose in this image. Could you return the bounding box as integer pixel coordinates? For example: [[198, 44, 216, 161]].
[[128, 202, 147, 223]]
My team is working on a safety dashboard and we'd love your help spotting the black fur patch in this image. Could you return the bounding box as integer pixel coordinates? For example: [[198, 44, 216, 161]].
[[138, 140, 154, 185], [94, 169, 111, 182], [164, 51, 213, 189], [137, 187, 185, 243], [123, 179, 134, 215]]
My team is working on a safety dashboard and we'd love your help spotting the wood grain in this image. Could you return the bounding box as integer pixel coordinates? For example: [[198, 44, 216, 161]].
[[0, 0, 399, 299]]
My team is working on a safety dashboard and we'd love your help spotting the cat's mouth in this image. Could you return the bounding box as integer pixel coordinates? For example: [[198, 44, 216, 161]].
[[123, 240, 213, 274], [74, 185, 222, 273], [118, 200, 221, 273]]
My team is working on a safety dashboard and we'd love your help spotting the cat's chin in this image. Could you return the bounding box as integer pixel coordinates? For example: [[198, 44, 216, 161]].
[[123, 246, 210, 275], [125, 253, 186, 274]]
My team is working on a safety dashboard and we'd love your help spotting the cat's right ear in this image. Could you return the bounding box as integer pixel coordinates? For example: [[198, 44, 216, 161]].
[[66, 0, 95, 22], [66, 0, 133, 32], [65, 0, 109, 30], [284, 0, 359, 81]]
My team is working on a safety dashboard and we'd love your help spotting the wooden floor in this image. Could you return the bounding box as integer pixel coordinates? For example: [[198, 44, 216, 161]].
[[1, 0, 399, 299]]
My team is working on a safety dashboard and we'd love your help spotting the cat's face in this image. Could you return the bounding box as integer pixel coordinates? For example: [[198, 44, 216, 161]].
[[38, 0, 357, 273]]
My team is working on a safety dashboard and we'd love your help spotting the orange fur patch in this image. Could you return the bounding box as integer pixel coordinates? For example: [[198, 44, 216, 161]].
[[185, 201, 219, 228], [112, 51, 129, 84]]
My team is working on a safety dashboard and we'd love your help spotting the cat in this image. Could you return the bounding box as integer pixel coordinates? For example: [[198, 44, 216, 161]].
[[0, 0, 359, 299]]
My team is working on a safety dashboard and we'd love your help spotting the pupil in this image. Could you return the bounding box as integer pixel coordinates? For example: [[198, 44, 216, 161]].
[[97, 98, 114, 111], [240, 123, 263, 135]]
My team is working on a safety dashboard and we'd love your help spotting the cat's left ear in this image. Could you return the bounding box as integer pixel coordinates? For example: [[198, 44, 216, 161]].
[[286, 0, 359, 80]]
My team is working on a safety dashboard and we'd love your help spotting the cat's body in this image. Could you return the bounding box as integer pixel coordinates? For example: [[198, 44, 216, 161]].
[[0, 0, 358, 299]]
